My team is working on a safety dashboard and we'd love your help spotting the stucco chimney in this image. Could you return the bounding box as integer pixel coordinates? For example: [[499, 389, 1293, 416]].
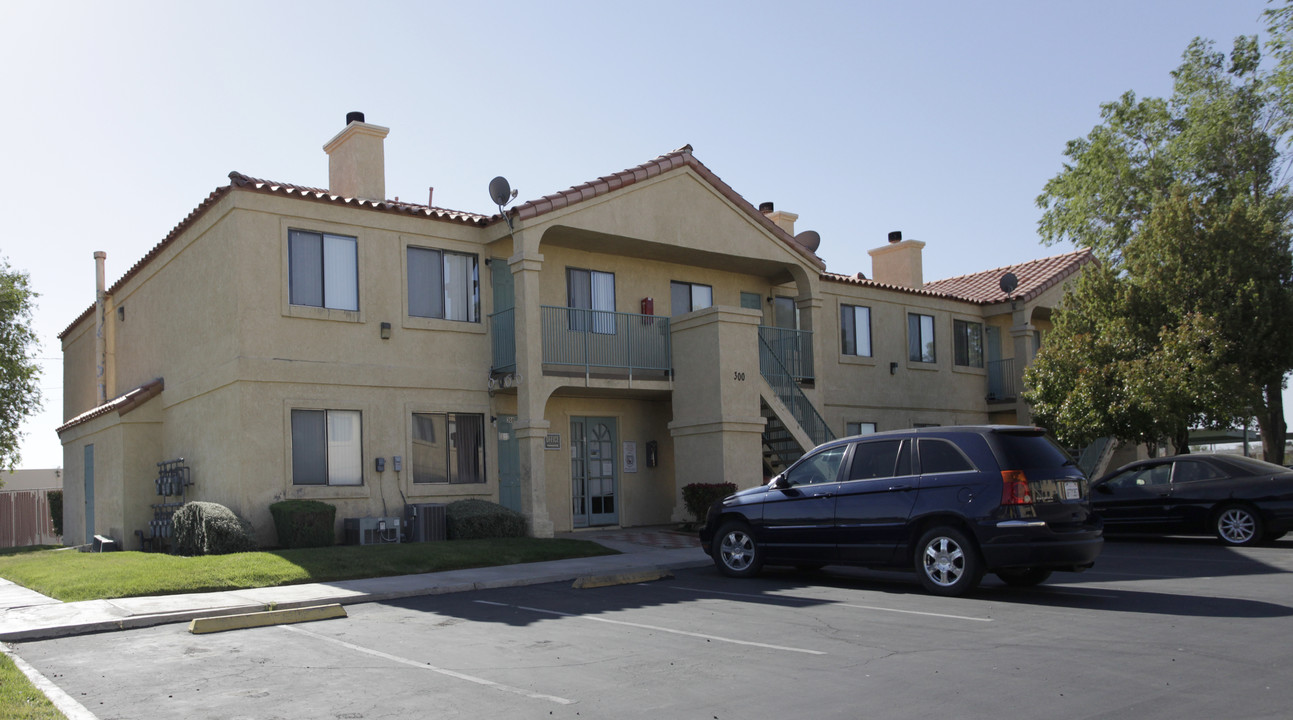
[[323, 111, 390, 202], [868, 231, 925, 289]]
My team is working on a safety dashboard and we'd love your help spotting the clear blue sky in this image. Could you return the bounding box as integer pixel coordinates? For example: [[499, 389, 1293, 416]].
[[0, 0, 1277, 469]]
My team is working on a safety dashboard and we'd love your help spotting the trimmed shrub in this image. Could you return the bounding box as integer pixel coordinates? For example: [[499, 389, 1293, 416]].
[[446, 499, 527, 540], [47, 489, 63, 537], [269, 500, 336, 549], [171, 501, 257, 556], [682, 482, 736, 523]]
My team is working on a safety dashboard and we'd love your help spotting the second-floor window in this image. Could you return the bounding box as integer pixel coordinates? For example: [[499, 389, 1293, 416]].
[[568, 268, 615, 334], [670, 281, 713, 316], [908, 313, 936, 363], [289, 229, 358, 311], [841, 304, 872, 356], [954, 320, 984, 368], [407, 247, 479, 322]]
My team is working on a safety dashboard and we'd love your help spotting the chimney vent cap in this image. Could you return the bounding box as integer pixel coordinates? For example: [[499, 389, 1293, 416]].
[[888, 230, 903, 243], [759, 201, 774, 214], [346, 111, 366, 125]]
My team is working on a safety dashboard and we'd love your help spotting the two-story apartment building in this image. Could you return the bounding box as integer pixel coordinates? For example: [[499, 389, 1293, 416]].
[[57, 113, 1091, 547]]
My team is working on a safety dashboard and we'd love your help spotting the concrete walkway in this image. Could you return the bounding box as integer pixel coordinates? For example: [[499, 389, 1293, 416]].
[[0, 527, 710, 642]]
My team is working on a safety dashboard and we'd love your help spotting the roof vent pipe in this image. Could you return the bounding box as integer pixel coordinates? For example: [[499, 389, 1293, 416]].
[[94, 251, 107, 406], [888, 231, 903, 243], [346, 111, 365, 124]]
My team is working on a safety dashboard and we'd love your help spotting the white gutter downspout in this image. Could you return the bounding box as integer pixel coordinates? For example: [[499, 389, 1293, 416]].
[[94, 251, 107, 406]]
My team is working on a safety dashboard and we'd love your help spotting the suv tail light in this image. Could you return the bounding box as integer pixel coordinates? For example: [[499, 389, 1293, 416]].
[[1001, 470, 1033, 505]]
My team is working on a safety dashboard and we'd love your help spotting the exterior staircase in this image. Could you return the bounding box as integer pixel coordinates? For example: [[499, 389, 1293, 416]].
[[757, 331, 833, 475]]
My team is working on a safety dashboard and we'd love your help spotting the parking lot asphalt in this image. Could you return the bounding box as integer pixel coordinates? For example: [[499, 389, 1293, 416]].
[[0, 527, 710, 642], [8, 536, 1293, 720]]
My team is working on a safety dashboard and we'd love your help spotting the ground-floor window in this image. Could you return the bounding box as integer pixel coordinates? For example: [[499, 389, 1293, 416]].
[[291, 409, 363, 485], [412, 412, 486, 484], [846, 422, 877, 436]]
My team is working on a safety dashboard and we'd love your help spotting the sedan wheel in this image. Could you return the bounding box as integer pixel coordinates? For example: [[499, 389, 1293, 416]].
[[915, 527, 983, 596], [1215, 505, 1264, 547], [713, 521, 764, 578]]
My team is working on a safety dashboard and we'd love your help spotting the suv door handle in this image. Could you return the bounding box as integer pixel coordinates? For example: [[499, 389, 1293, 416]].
[[888, 483, 913, 491]]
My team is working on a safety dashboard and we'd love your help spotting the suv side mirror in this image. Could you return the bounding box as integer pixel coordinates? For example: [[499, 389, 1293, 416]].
[[769, 475, 788, 490]]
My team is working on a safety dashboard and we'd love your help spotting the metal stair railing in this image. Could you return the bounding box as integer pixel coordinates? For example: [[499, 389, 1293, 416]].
[[761, 403, 805, 470], [758, 333, 835, 449]]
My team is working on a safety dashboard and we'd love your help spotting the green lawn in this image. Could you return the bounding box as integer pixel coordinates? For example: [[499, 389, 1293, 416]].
[[0, 538, 618, 603], [0, 651, 65, 720]]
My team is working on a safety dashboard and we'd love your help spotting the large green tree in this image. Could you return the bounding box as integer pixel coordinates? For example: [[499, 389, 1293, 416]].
[[0, 258, 41, 476], [1027, 25, 1293, 463]]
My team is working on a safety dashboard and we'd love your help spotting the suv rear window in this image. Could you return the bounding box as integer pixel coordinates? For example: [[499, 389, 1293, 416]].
[[993, 431, 1075, 470]]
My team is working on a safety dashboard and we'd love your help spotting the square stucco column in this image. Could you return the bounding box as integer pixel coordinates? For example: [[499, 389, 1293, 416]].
[[1010, 304, 1036, 424], [509, 247, 554, 538], [667, 306, 766, 522]]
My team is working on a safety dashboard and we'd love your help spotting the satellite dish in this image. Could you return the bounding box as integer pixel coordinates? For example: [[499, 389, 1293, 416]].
[[999, 272, 1019, 295], [489, 176, 513, 207], [794, 230, 821, 253]]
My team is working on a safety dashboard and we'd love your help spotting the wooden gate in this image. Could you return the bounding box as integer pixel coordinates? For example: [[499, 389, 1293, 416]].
[[0, 489, 60, 548]]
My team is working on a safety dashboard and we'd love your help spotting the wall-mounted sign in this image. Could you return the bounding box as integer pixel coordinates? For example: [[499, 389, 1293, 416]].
[[623, 441, 638, 473], [544, 433, 561, 450]]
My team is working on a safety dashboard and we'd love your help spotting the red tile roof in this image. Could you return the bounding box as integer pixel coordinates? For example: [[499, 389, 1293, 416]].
[[228, 173, 491, 225], [921, 248, 1095, 304], [821, 248, 1093, 305], [55, 378, 164, 434], [505, 145, 826, 270]]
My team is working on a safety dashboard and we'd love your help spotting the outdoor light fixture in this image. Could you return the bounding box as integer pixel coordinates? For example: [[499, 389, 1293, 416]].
[[380, 322, 391, 340], [890, 362, 898, 375]]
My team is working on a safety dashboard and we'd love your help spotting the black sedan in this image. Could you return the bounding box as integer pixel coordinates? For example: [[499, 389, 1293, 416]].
[[1090, 454, 1293, 546]]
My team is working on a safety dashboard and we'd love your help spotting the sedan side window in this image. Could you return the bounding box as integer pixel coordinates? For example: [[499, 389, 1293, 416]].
[[1172, 461, 1226, 483], [784, 446, 848, 487], [1108, 465, 1169, 489]]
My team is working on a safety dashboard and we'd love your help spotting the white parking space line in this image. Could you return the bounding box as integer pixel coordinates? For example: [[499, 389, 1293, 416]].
[[474, 600, 826, 655], [279, 625, 574, 705], [671, 586, 994, 622]]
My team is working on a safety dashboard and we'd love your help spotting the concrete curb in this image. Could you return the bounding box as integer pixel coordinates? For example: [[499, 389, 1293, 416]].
[[188, 604, 348, 634], [572, 569, 673, 589]]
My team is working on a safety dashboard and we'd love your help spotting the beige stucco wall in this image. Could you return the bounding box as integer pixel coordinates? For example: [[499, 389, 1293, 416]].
[[815, 281, 993, 433], [57, 398, 161, 548], [538, 395, 676, 533]]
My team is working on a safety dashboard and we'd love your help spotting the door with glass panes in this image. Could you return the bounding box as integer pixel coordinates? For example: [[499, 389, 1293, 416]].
[[571, 417, 618, 527]]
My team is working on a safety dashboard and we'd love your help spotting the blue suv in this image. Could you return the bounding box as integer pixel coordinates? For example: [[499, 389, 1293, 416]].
[[699, 426, 1104, 596]]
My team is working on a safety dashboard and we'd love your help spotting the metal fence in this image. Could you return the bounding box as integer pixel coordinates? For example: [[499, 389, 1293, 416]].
[[539, 306, 672, 378], [987, 358, 1016, 401]]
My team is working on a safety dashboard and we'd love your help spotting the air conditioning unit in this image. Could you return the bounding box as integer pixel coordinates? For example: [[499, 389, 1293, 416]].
[[405, 503, 447, 542], [343, 517, 402, 545]]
